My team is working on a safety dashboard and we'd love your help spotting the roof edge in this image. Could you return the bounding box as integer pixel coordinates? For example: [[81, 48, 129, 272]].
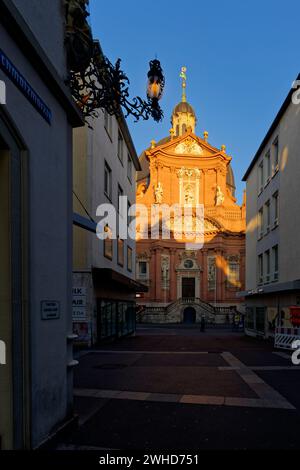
[[243, 74, 300, 181]]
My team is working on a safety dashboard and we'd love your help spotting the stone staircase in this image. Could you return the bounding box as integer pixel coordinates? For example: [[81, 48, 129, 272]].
[[137, 298, 238, 324]]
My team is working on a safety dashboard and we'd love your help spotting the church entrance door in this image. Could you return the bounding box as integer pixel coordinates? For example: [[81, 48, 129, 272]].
[[182, 277, 195, 299], [183, 307, 196, 324]]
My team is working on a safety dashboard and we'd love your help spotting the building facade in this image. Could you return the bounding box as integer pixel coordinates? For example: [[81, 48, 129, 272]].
[[0, 0, 83, 449], [242, 75, 300, 338], [136, 77, 246, 324], [73, 70, 142, 345]]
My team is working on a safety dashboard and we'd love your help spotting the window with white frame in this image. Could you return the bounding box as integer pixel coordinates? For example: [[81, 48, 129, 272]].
[[117, 184, 123, 213], [273, 191, 279, 226], [104, 161, 112, 200], [127, 153, 133, 183], [265, 150, 271, 182], [258, 208, 264, 239], [258, 254, 263, 284], [118, 131, 124, 164], [272, 245, 279, 281], [265, 200, 270, 233], [127, 246, 133, 272], [265, 250, 270, 283], [104, 110, 113, 138], [117, 237, 124, 267], [273, 137, 279, 173], [258, 161, 264, 193]]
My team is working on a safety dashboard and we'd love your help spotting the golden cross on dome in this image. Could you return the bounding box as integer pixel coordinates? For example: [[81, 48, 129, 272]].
[[180, 66, 187, 103]]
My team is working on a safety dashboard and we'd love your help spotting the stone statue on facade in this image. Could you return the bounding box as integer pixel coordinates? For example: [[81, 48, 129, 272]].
[[215, 185, 225, 206], [161, 257, 169, 280], [184, 185, 194, 205], [154, 182, 163, 204]]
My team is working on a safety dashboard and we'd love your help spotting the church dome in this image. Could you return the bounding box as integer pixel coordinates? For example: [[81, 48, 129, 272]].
[[172, 101, 196, 117], [226, 163, 236, 196]]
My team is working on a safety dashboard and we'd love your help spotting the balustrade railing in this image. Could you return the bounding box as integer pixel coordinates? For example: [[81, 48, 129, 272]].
[[140, 298, 238, 317]]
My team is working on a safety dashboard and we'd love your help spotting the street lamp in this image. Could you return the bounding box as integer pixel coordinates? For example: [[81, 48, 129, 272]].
[[146, 59, 165, 121]]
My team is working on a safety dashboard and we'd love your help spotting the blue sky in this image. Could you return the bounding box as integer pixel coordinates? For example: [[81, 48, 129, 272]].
[[90, 0, 299, 203]]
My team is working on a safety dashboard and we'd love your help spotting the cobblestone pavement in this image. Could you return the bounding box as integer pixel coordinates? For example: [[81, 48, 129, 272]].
[[56, 326, 300, 450]]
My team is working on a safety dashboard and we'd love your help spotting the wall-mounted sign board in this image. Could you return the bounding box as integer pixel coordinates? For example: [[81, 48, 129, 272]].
[[0, 48, 52, 124], [41, 301, 60, 320]]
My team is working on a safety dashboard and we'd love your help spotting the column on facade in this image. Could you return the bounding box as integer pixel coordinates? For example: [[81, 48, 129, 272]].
[[201, 169, 206, 205], [150, 248, 156, 301], [239, 249, 245, 291], [220, 249, 226, 302], [215, 248, 224, 305], [202, 249, 208, 301], [155, 247, 162, 301], [197, 250, 203, 299], [169, 248, 177, 302]]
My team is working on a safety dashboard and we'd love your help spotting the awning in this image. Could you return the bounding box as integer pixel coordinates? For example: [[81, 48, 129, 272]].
[[92, 268, 148, 293]]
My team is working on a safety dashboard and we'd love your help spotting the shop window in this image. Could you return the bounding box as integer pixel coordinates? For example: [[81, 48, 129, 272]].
[[256, 307, 266, 333], [258, 254, 263, 284], [245, 307, 255, 330]]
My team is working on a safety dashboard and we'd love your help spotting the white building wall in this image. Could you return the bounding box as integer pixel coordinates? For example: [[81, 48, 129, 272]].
[[11, 0, 66, 77], [245, 168, 258, 291], [0, 18, 76, 447], [245, 87, 300, 291], [88, 111, 137, 280], [278, 99, 300, 283]]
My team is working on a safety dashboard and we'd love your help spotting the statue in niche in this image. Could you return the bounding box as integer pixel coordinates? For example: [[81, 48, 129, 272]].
[[184, 185, 194, 205], [161, 256, 170, 284], [137, 182, 147, 198], [208, 258, 216, 282], [154, 182, 163, 204], [215, 185, 225, 206]]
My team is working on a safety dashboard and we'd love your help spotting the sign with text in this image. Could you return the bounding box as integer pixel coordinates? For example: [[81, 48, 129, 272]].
[[72, 287, 87, 322], [41, 301, 60, 320], [0, 48, 52, 123]]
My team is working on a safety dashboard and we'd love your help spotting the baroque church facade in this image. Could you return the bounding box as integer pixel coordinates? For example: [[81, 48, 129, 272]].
[[136, 71, 246, 323]]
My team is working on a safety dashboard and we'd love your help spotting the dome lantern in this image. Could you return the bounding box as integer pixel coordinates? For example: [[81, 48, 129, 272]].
[[171, 66, 197, 136]]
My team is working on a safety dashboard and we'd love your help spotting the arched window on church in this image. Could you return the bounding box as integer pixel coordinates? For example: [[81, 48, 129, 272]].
[[182, 124, 187, 134], [176, 125, 180, 136], [227, 257, 240, 288], [137, 260, 149, 281]]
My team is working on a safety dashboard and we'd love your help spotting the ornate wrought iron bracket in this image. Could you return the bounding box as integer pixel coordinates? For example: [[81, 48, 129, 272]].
[[64, 1, 164, 122]]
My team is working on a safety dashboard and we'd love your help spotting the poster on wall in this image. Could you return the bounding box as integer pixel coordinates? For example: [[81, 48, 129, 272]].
[[72, 287, 87, 321], [72, 287, 91, 345], [290, 306, 300, 327], [73, 322, 90, 344]]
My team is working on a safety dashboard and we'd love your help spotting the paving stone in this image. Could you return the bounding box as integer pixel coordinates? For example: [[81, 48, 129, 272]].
[[147, 393, 182, 403], [180, 395, 225, 405]]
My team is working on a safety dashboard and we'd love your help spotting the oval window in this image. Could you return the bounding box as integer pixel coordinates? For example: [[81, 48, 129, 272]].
[[184, 259, 193, 269]]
